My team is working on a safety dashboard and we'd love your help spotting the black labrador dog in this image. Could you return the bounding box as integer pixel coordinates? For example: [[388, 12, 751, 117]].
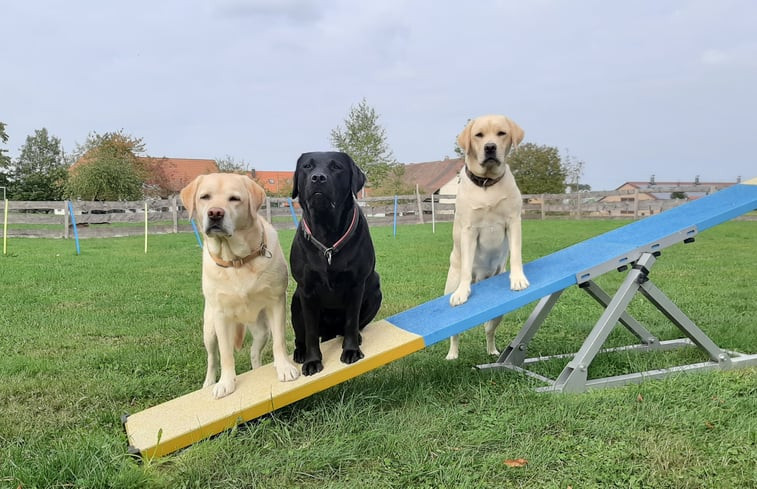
[[290, 151, 382, 376]]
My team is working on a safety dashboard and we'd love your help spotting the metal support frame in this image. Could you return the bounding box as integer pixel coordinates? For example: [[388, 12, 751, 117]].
[[478, 252, 757, 393]]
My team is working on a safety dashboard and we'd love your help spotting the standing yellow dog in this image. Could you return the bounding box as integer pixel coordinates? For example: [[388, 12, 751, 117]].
[[181, 173, 299, 399], [445, 115, 530, 360]]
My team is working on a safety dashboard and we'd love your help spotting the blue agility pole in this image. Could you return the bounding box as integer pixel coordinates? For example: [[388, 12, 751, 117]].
[[67, 201, 81, 255], [190, 219, 203, 248], [393, 195, 398, 238], [287, 198, 299, 227]]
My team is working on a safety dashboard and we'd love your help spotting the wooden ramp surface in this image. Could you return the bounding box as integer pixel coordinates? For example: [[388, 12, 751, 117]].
[[125, 180, 757, 458]]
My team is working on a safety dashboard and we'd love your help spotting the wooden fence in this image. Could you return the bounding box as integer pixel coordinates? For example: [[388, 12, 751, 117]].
[[0, 185, 740, 239]]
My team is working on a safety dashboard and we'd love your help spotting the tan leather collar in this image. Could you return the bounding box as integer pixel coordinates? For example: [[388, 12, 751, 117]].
[[207, 222, 272, 268]]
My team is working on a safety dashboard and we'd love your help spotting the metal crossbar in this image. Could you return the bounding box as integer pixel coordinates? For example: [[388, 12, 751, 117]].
[[477, 252, 757, 393]]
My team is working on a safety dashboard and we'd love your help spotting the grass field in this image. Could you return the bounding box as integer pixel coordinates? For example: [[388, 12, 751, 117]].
[[1, 219, 756, 488]]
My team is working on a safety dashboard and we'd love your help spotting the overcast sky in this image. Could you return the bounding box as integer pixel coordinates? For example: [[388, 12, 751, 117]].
[[3, 0, 756, 190]]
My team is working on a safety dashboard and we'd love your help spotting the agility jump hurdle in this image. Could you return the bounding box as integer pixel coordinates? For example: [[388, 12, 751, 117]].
[[124, 178, 757, 458]]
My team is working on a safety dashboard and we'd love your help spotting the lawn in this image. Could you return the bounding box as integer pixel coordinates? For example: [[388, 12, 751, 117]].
[[1, 219, 755, 488]]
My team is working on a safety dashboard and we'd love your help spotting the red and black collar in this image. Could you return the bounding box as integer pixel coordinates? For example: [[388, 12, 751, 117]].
[[465, 165, 504, 189], [300, 204, 360, 265]]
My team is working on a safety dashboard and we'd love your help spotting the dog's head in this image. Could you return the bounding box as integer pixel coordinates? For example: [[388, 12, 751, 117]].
[[457, 115, 524, 177], [291, 152, 365, 211], [180, 173, 266, 238]]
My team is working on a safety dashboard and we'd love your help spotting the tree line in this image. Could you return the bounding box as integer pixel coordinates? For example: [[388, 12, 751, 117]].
[[0, 102, 585, 201]]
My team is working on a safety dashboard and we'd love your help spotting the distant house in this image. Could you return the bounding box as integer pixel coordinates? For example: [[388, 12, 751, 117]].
[[140, 157, 219, 196], [255, 170, 294, 197], [602, 181, 735, 202], [400, 158, 465, 202], [599, 180, 735, 217]]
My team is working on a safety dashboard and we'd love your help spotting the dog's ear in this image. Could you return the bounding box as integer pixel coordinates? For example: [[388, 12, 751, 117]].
[[180, 175, 203, 218], [506, 118, 525, 152], [292, 153, 305, 199], [346, 154, 366, 196], [243, 175, 266, 214], [456, 119, 473, 155]]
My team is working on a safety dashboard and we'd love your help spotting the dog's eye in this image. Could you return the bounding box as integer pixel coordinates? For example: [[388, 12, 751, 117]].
[[498, 131, 507, 136], [199, 194, 210, 200], [229, 195, 241, 202], [474, 132, 484, 138], [329, 161, 343, 170]]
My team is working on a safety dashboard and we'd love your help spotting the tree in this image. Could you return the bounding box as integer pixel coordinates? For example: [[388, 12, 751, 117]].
[[0, 122, 11, 189], [215, 155, 252, 174], [65, 131, 147, 200], [373, 164, 414, 196], [562, 149, 589, 192], [330, 98, 398, 189], [12, 128, 68, 200], [508, 143, 567, 194]]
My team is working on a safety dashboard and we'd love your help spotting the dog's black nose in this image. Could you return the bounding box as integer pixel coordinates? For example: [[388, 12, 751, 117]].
[[484, 143, 497, 154], [310, 173, 327, 184], [207, 207, 225, 220]]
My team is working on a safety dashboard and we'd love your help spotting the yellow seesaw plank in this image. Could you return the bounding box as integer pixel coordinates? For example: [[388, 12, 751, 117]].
[[124, 319, 425, 458], [745, 177, 757, 185]]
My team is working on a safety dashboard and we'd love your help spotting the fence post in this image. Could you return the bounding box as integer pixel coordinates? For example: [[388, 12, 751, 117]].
[[541, 194, 546, 220], [265, 197, 271, 223], [171, 195, 178, 233], [431, 193, 436, 234], [415, 185, 424, 224], [576, 192, 582, 219], [633, 188, 639, 220], [63, 201, 70, 239]]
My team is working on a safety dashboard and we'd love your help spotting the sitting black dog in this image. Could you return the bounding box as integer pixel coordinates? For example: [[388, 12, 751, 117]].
[[290, 151, 382, 376]]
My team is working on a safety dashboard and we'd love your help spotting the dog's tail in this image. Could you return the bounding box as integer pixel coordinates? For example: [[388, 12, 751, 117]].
[[234, 324, 245, 351]]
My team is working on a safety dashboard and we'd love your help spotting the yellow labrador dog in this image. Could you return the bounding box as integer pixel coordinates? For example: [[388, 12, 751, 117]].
[[181, 173, 299, 399], [445, 115, 530, 360]]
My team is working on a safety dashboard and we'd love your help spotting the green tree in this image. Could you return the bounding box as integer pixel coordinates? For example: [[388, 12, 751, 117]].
[[508, 143, 567, 194], [0, 122, 11, 189], [12, 128, 68, 200], [330, 98, 398, 189], [373, 164, 414, 196], [215, 155, 252, 174], [65, 131, 147, 200]]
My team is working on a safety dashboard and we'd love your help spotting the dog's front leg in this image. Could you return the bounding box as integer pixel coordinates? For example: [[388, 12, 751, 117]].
[[450, 226, 478, 306], [507, 217, 529, 291], [267, 300, 300, 382], [202, 306, 218, 388], [340, 284, 365, 364], [212, 315, 237, 399], [297, 290, 324, 376]]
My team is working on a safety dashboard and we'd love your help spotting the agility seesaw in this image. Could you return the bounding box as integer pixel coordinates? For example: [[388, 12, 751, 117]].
[[124, 178, 757, 458]]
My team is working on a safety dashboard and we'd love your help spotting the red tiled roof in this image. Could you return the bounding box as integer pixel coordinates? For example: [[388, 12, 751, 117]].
[[401, 158, 465, 194], [141, 157, 219, 192], [255, 171, 294, 195]]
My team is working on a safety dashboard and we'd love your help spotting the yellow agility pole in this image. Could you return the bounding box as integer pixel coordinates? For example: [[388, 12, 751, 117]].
[[144, 202, 148, 254]]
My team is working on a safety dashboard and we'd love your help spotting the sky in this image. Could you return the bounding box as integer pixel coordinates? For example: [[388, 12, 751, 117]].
[[3, 0, 756, 191]]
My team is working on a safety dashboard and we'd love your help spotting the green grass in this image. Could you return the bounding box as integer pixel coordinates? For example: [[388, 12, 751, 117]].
[[1, 220, 756, 488]]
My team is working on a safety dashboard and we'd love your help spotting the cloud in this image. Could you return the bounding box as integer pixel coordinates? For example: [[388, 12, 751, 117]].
[[213, 0, 322, 23]]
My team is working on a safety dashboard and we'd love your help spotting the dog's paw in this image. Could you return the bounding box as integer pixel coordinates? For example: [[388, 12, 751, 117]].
[[445, 351, 459, 360], [302, 360, 323, 376], [202, 377, 216, 389], [340, 348, 364, 365], [212, 378, 236, 399], [488, 347, 500, 356], [293, 347, 306, 364], [449, 285, 471, 306], [510, 274, 530, 291], [276, 361, 300, 382]]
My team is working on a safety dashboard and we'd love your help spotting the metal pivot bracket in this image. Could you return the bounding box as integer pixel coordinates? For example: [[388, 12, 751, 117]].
[[477, 252, 757, 393]]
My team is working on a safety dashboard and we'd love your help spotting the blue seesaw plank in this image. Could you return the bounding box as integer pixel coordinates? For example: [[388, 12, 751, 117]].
[[387, 182, 757, 346]]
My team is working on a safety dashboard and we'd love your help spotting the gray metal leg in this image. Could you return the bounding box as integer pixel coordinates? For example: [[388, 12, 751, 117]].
[[581, 280, 659, 345], [477, 290, 563, 370], [549, 255, 652, 393], [638, 280, 731, 366]]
